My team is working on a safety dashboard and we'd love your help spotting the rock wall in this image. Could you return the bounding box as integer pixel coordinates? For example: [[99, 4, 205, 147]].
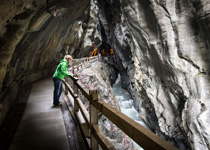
[[97, 0, 210, 150], [0, 0, 100, 125]]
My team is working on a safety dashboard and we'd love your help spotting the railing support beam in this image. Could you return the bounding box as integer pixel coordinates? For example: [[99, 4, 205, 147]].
[[90, 90, 99, 150], [73, 77, 79, 113], [64, 77, 68, 95]]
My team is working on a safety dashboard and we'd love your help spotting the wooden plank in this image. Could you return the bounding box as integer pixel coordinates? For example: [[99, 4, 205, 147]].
[[74, 82, 79, 112], [62, 80, 74, 97], [64, 77, 69, 95], [90, 90, 99, 150], [75, 97, 90, 126], [92, 125, 117, 150], [80, 122, 90, 138], [92, 101, 178, 150], [89, 90, 98, 101]]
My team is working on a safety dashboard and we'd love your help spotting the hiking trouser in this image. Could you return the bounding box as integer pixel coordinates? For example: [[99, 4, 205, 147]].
[[53, 78, 63, 105]]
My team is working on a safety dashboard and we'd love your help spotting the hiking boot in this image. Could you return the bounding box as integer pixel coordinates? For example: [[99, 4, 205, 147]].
[[54, 102, 62, 106]]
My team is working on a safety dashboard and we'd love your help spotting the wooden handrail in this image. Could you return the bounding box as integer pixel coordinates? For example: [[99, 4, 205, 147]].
[[92, 125, 117, 150], [69, 56, 98, 75], [62, 55, 178, 150], [92, 101, 178, 150], [75, 97, 90, 126]]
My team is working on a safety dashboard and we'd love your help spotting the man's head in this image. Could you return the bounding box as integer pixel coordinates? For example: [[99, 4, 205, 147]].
[[64, 55, 73, 64]]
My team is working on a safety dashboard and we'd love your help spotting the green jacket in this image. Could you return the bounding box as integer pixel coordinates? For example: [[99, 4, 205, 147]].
[[53, 59, 70, 80]]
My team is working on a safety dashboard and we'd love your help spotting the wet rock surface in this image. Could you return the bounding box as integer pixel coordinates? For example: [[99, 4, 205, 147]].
[[97, 0, 210, 149], [0, 0, 96, 124]]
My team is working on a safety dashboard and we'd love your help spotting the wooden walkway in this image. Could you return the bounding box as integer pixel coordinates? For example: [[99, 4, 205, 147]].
[[7, 56, 178, 150], [9, 78, 85, 150]]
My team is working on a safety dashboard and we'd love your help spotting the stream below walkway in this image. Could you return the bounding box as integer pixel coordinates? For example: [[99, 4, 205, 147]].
[[112, 75, 149, 150]]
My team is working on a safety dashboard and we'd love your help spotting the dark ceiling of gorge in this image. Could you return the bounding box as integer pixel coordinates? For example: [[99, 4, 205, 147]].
[[1, 0, 210, 150]]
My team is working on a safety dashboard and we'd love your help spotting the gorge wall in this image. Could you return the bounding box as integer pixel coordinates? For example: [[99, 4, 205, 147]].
[[0, 0, 99, 125], [97, 0, 210, 150], [0, 0, 210, 150]]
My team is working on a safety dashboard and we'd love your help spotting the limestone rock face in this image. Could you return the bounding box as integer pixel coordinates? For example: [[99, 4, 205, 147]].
[[0, 0, 99, 124], [97, 0, 210, 149]]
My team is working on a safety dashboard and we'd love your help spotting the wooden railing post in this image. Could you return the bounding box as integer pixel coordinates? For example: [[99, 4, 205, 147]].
[[85, 58, 88, 67], [72, 66, 75, 74], [76, 63, 79, 72], [64, 77, 68, 95], [73, 77, 79, 112], [89, 90, 99, 150]]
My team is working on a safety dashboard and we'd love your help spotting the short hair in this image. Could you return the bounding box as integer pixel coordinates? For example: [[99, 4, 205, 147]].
[[64, 55, 72, 60]]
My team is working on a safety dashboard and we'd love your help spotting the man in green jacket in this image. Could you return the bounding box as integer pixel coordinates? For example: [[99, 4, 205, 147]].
[[53, 55, 72, 106]]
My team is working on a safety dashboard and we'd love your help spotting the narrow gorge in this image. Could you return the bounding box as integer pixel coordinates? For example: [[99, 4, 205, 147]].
[[0, 0, 210, 150]]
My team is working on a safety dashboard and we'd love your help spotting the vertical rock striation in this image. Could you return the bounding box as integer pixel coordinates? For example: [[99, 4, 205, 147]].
[[97, 0, 210, 149], [0, 0, 96, 124]]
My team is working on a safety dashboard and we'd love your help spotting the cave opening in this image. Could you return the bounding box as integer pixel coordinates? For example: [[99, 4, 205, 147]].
[[90, 42, 114, 56]]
